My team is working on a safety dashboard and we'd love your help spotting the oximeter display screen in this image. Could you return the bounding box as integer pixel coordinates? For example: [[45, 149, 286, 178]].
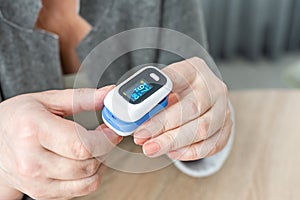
[[125, 80, 153, 102], [119, 68, 167, 104]]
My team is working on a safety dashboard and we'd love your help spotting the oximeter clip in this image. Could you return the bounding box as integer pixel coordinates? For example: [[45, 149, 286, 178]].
[[102, 66, 173, 136]]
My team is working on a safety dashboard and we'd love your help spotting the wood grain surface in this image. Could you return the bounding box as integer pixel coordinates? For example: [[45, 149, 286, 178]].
[[76, 90, 300, 200]]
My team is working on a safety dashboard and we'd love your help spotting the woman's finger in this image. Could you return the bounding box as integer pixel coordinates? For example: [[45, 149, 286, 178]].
[[41, 150, 101, 180], [33, 86, 114, 116], [167, 117, 233, 161], [134, 91, 212, 144], [141, 102, 228, 157], [134, 57, 227, 145], [38, 113, 121, 160], [25, 165, 106, 199]]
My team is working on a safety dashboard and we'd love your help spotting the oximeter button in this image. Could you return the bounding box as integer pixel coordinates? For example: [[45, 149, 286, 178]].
[[150, 73, 160, 81]]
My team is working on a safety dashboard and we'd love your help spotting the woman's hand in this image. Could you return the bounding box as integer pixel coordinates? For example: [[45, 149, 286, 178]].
[[0, 87, 122, 199], [134, 57, 233, 161], [35, 0, 91, 74]]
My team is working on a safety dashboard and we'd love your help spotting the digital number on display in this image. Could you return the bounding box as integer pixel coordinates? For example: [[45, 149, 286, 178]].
[[124, 80, 153, 102]]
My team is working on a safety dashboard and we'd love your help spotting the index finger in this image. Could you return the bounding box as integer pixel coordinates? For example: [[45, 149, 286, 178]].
[[33, 86, 114, 116], [162, 57, 208, 93]]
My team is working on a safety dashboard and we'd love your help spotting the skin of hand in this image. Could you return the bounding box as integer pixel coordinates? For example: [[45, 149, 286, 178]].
[[0, 86, 122, 200], [35, 0, 92, 74], [134, 57, 233, 161]]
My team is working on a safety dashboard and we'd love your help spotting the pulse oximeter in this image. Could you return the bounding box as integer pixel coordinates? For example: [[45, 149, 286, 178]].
[[102, 66, 173, 136]]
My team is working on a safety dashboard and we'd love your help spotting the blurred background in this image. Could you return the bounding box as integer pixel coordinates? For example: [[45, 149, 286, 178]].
[[201, 0, 300, 90]]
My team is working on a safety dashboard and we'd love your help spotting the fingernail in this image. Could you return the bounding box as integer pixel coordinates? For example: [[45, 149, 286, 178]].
[[143, 141, 161, 156]]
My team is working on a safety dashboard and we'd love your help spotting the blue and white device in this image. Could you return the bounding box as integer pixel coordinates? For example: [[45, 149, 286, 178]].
[[102, 66, 173, 136]]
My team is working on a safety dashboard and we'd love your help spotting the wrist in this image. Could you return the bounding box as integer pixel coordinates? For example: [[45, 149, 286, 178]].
[[58, 15, 91, 74], [35, 0, 91, 74]]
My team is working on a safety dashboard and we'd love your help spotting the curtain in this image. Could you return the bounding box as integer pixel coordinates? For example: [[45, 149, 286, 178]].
[[201, 0, 300, 60]]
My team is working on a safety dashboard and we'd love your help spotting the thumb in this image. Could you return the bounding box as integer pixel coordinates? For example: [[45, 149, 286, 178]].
[[33, 85, 114, 116]]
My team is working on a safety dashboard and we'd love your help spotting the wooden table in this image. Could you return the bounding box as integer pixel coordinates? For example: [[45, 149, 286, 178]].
[[76, 90, 300, 200]]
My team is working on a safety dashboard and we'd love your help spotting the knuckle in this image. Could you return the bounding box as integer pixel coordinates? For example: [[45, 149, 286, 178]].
[[190, 57, 205, 64], [89, 177, 101, 193], [75, 88, 87, 102], [225, 121, 233, 140], [40, 90, 60, 98], [71, 140, 91, 160], [224, 107, 233, 128], [213, 139, 225, 155], [75, 88, 86, 95], [76, 176, 101, 196], [165, 133, 177, 150], [190, 145, 202, 160], [83, 160, 100, 176], [196, 119, 210, 140], [18, 117, 37, 139], [189, 57, 206, 70], [184, 98, 201, 119], [154, 115, 167, 134], [208, 144, 218, 156], [17, 159, 42, 178], [226, 105, 232, 116], [76, 186, 90, 196], [213, 127, 231, 155], [73, 88, 88, 111], [218, 81, 229, 97], [220, 80, 228, 91]]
